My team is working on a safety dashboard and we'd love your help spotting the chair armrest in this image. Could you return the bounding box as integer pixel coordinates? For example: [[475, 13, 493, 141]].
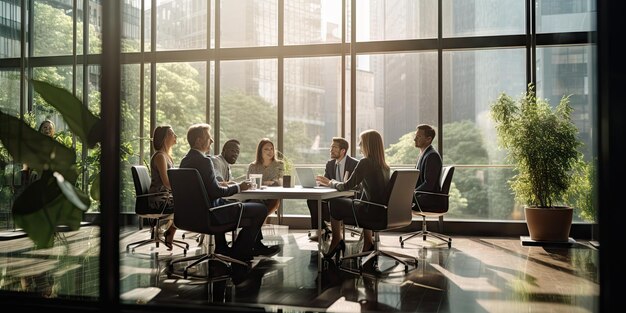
[[209, 201, 244, 211], [352, 198, 387, 209], [414, 190, 449, 198], [209, 201, 244, 230], [136, 191, 170, 198], [413, 191, 448, 214], [350, 199, 386, 229]]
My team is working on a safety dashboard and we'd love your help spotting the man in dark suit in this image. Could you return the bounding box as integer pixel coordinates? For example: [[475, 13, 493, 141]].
[[413, 124, 444, 212], [179, 123, 279, 261], [307, 137, 358, 241]]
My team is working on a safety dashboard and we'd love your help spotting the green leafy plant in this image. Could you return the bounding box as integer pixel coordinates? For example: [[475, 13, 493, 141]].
[[490, 84, 584, 208], [0, 80, 102, 248]]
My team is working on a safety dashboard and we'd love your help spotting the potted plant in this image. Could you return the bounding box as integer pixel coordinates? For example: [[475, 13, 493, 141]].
[[491, 84, 584, 242]]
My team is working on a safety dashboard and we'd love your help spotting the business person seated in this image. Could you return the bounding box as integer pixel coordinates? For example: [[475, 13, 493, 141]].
[[247, 138, 284, 216], [211, 139, 241, 186], [317, 130, 391, 261], [307, 137, 358, 242], [246, 138, 283, 254], [148, 125, 179, 249], [179, 123, 278, 261], [413, 124, 443, 210]]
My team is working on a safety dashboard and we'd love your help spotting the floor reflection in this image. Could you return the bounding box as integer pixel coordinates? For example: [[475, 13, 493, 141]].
[[0, 226, 600, 312]]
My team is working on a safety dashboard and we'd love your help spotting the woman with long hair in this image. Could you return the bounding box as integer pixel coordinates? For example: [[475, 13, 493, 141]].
[[148, 125, 178, 250], [317, 129, 391, 261], [247, 138, 284, 215]]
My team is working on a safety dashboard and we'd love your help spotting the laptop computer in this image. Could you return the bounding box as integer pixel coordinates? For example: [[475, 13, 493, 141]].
[[295, 167, 328, 188]]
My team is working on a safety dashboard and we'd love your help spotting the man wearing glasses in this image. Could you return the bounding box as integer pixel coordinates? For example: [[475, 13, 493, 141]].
[[306, 137, 358, 242]]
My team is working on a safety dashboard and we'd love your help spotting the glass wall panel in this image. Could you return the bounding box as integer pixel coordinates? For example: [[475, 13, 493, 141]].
[[0, 0, 20, 58], [120, 64, 143, 213], [155, 62, 207, 161], [122, 0, 142, 52], [537, 0, 596, 33], [155, 0, 207, 50], [0, 69, 20, 229], [355, 52, 437, 164], [282, 56, 342, 215], [33, 1, 73, 56], [442, 0, 525, 38], [536, 45, 595, 160], [357, 0, 437, 42], [284, 0, 341, 45], [32, 66, 73, 130], [220, 59, 277, 180], [220, 0, 277, 48], [442, 48, 525, 220]]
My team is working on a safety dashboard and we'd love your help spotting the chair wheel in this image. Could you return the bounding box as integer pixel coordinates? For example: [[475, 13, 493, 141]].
[[448, 241, 452, 248], [182, 234, 185, 239], [400, 242, 404, 248], [404, 265, 409, 272], [422, 235, 426, 241]]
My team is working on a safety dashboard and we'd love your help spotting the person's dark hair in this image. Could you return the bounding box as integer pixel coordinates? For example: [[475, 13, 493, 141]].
[[186, 123, 211, 149], [254, 138, 274, 164], [332, 137, 349, 152], [152, 125, 172, 151], [416, 124, 436, 140], [222, 139, 240, 152]]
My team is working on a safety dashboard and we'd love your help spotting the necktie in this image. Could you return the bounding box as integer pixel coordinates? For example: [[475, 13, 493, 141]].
[[336, 163, 342, 182]]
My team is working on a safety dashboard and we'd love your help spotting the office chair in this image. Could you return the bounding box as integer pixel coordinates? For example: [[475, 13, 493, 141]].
[[399, 166, 455, 248], [126, 165, 189, 254], [339, 169, 420, 274], [167, 168, 249, 280]]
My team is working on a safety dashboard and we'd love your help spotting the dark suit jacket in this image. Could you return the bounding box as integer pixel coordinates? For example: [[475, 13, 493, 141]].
[[323, 155, 358, 181], [179, 149, 242, 223], [180, 149, 239, 199], [414, 145, 444, 211]]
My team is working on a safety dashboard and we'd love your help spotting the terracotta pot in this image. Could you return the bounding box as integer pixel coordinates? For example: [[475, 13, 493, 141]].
[[524, 206, 573, 242]]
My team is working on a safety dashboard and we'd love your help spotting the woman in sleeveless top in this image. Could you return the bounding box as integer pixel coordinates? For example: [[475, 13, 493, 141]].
[[148, 125, 178, 250]]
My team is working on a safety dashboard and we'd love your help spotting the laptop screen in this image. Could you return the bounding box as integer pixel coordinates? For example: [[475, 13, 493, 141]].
[[295, 167, 318, 188]]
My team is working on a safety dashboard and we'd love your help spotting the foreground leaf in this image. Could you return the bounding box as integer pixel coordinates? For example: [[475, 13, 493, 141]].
[[32, 79, 102, 148], [13, 191, 85, 249], [54, 172, 89, 211], [0, 111, 78, 183]]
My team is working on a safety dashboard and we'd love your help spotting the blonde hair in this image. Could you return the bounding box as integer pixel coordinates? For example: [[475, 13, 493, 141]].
[[186, 123, 211, 149], [360, 129, 389, 171]]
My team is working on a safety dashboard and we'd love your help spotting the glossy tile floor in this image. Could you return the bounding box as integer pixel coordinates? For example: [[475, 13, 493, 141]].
[[0, 225, 599, 312]]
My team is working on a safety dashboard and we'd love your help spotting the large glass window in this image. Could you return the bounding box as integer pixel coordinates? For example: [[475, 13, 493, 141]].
[[357, 0, 438, 41], [355, 52, 438, 161], [155, 0, 207, 50], [442, 0, 525, 38], [442, 48, 526, 220], [537, 0, 596, 33], [220, 59, 277, 179], [220, 0, 277, 48]]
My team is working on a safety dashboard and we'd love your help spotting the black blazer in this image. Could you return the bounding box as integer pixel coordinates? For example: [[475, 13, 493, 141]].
[[332, 157, 389, 204], [414, 145, 444, 211], [416, 145, 442, 193], [323, 155, 358, 181], [179, 149, 239, 200]]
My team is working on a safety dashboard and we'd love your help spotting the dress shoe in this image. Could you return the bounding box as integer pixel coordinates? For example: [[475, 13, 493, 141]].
[[323, 240, 345, 262], [253, 242, 281, 257]]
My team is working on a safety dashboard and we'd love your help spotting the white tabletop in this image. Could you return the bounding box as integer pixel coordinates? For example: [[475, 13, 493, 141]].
[[225, 186, 354, 201]]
